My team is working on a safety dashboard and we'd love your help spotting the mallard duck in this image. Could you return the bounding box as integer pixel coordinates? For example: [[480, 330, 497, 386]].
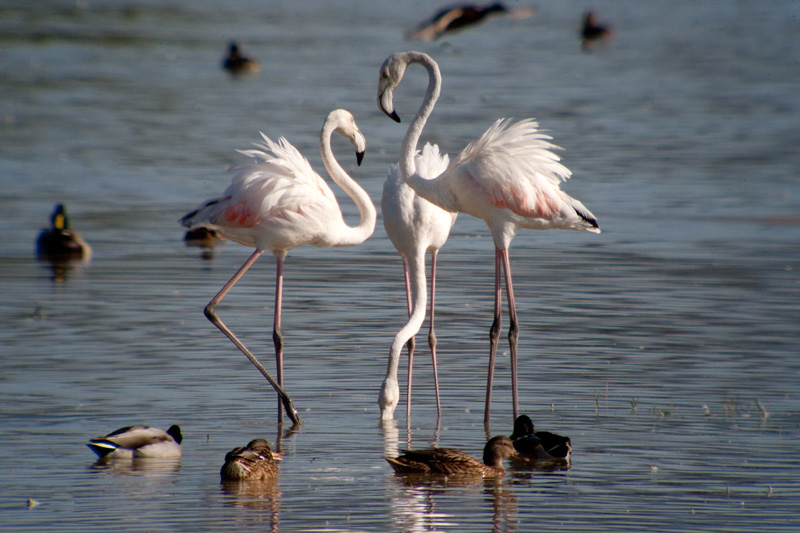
[[510, 415, 571, 460], [220, 439, 279, 481], [385, 435, 517, 477], [222, 42, 260, 76], [36, 203, 91, 261], [580, 11, 613, 50], [86, 425, 182, 459]]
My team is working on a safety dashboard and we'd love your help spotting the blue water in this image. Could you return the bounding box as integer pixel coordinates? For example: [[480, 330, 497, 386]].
[[1, 0, 799, 531]]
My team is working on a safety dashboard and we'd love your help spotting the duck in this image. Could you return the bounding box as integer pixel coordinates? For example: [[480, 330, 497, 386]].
[[36, 203, 91, 261], [510, 415, 571, 461], [407, 2, 531, 42], [220, 439, 280, 481], [222, 42, 260, 76], [86, 425, 182, 459], [580, 10, 613, 50], [385, 435, 517, 477], [184, 227, 225, 254]]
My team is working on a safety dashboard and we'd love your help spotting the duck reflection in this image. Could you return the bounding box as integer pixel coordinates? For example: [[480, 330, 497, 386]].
[[89, 456, 182, 476]]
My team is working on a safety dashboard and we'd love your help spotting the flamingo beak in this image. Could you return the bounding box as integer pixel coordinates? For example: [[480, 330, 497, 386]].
[[356, 150, 365, 166], [378, 87, 401, 123]]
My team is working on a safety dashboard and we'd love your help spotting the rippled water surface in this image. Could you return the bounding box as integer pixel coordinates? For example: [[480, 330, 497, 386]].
[[2, 0, 799, 531]]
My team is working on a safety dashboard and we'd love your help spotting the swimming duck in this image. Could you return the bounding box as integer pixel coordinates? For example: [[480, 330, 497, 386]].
[[36, 203, 91, 261], [222, 42, 260, 76], [220, 439, 280, 481], [86, 425, 182, 459], [510, 415, 571, 460], [580, 11, 613, 50], [385, 435, 517, 477]]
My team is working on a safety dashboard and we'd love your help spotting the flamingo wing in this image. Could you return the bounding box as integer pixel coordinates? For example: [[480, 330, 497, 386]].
[[445, 118, 579, 222]]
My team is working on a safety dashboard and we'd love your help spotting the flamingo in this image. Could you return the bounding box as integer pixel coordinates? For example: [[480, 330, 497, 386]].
[[377, 51, 600, 426], [181, 109, 377, 424], [379, 143, 456, 421]]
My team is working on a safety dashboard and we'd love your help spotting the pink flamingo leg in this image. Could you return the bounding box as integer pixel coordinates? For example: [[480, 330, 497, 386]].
[[428, 250, 442, 419], [500, 248, 520, 420], [273, 256, 286, 424], [485, 248, 503, 426], [204, 250, 300, 424], [403, 257, 416, 420]]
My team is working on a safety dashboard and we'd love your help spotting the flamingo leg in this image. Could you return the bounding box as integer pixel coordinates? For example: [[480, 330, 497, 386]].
[[500, 248, 520, 419], [485, 248, 503, 426], [403, 257, 416, 420], [429, 250, 442, 419], [204, 250, 300, 425], [274, 255, 286, 424]]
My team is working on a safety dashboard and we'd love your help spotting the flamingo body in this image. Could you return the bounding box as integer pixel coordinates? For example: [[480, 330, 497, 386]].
[[379, 143, 456, 420], [181, 110, 376, 424], [378, 51, 599, 427]]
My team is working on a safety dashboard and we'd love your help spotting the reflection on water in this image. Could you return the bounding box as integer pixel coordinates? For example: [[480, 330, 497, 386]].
[[2, 0, 800, 530]]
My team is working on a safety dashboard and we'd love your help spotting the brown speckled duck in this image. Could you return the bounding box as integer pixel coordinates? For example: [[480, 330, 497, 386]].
[[510, 415, 571, 461], [220, 439, 279, 481], [385, 435, 517, 477]]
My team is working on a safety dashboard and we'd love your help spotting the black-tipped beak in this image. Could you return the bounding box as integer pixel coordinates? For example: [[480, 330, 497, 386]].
[[356, 150, 365, 166], [388, 110, 401, 123]]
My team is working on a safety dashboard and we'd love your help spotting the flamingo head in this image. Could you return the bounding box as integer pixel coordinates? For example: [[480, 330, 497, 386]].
[[378, 377, 399, 420], [329, 109, 367, 166], [377, 54, 407, 123]]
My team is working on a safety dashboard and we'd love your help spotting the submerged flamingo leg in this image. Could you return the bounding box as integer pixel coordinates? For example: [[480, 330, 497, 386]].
[[403, 257, 416, 420], [204, 250, 300, 424], [500, 248, 520, 419], [485, 249, 503, 427], [429, 250, 442, 419]]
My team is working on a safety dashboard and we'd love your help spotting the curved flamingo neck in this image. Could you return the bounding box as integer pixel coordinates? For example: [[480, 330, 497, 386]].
[[399, 52, 441, 183], [379, 249, 427, 419], [320, 117, 377, 247]]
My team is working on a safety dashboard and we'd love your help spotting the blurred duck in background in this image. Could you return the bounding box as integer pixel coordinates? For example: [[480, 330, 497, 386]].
[[222, 42, 260, 76], [36, 203, 91, 262], [580, 10, 613, 50]]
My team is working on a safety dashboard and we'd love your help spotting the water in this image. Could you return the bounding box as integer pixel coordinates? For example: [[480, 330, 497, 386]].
[[2, 0, 799, 530]]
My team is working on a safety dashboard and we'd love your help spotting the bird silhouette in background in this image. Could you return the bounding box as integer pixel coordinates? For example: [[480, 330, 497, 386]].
[[580, 11, 613, 50], [223, 42, 260, 76], [407, 2, 533, 42]]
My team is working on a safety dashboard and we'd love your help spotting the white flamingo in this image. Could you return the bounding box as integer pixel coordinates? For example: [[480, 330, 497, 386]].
[[181, 109, 377, 424], [377, 51, 600, 426], [379, 143, 456, 421]]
